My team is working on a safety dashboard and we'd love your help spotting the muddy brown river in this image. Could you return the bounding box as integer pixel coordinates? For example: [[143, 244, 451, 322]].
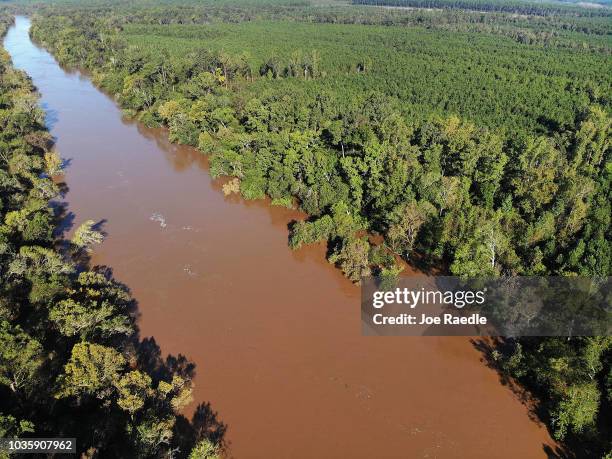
[[5, 16, 558, 458]]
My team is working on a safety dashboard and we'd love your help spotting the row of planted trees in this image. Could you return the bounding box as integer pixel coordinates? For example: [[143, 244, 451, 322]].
[[352, 0, 612, 17]]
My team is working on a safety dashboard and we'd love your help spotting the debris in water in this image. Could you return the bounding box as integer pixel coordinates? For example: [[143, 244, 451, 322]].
[[149, 212, 167, 228]]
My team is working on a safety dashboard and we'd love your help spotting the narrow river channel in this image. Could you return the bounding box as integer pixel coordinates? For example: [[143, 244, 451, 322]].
[[4, 16, 558, 458]]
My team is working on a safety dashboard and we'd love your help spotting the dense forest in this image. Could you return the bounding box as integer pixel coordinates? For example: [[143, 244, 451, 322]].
[[0, 0, 609, 456], [28, 3, 611, 279], [0, 12, 223, 458]]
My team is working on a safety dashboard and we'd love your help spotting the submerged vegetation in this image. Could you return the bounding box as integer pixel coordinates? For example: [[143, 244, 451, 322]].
[[0, 0, 609, 456], [0, 12, 223, 458]]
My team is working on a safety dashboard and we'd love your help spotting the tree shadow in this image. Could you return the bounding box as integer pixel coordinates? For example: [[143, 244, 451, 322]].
[[543, 443, 574, 459], [106, 277, 227, 457], [94, 264, 140, 317], [133, 336, 227, 458], [174, 402, 228, 458], [40, 103, 59, 130], [536, 115, 562, 135], [54, 240, 226, 455], [55, 179, 70, 198], [91, 218, 108, 236], [59, 157, 72, 170], [124, 296, 227, 455], [135, 337, 195, 383], [52, 203, 74, 238], [406, 250, 439, 275], [471, 337, 547, 425], [470, 338, 601, 459]]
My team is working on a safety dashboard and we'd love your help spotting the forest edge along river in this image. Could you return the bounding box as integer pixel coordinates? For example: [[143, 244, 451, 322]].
[[5, 16, 558, 458]]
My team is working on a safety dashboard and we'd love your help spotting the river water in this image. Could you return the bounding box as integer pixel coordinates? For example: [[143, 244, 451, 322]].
[[4, 16, 557, 458]]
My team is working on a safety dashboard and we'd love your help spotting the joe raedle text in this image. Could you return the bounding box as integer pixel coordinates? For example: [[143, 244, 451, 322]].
[[362, 276, 611, 337], [362, 283, 492, 336], [372, 311, 487, 326]]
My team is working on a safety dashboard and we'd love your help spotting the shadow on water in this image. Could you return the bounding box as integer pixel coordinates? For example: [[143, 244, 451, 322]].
[[40, 101, 59, 130], [471, 338, 546, 425], [90, 218, 108, 236], [174, 402, 229, 454], [51, 202, 74, 238], [542, 444, 574, 459], [129, 290, 228, 455], [59, 157, 72, 170], [75, 248, 229, 456], [471, 338, 606, 459]]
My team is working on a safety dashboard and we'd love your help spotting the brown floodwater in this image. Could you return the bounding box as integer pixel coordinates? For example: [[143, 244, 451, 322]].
[[5, 16, 559, 458]]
